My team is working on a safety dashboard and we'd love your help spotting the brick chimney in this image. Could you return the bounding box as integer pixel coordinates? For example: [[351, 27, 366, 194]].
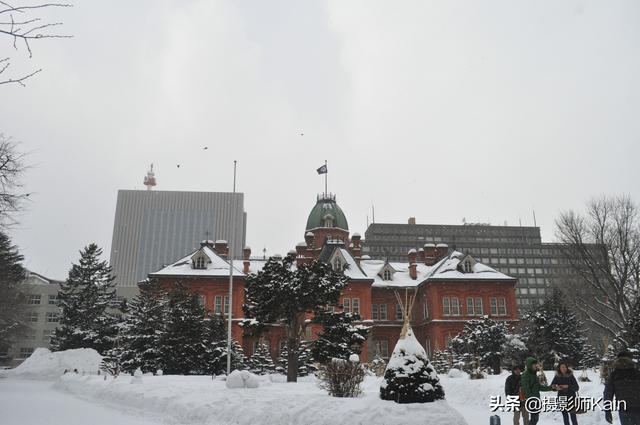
[[351, 233, 362, 263], [214, 240, 228, 258], [243, 246, 251, 274], [417, 248, 425, 263], [435, 243, 449, 262], [408, 217, 416, 225], [305, 231, 315, 249], [408, 249, 417, 279], [424, 243, 437, 266], [296, 242, 306, 256]]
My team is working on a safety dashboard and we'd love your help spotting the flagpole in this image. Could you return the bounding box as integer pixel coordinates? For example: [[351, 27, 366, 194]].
[[227, 160, 237, 375], [324, 160, 327, 196]]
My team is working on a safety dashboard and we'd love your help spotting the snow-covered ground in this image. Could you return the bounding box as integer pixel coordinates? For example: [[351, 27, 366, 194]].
[[0, 380, 161, 425], [442, 369, 609, 425], [0, 349, 613, 425]]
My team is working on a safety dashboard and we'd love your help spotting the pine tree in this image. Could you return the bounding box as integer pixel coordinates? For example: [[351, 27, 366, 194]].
[[244, 256, 348, 382], [247, 338, 275, 375], [0, 231, 27, 363], [616, 296, 640, 362], [501, 333, 529, 369], [380, 325, 445, 403], [520, 289, 588, 367], [431, 350, 454, 374], [51, 243, 119, 354], [159, 282, 206, 374], [311, 310, 370, 364], [278, 340, 316, 376], [114, 279, 166, 374], [450, 316, 507, 374], [578, 343, 600, 369]]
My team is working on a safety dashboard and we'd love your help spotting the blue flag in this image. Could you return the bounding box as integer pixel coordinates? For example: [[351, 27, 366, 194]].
[[317, 164, 327, 174]]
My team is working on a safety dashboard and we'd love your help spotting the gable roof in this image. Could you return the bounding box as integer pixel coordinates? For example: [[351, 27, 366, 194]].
[[149, 245, 244, 278], [318, 241, 371, 281]]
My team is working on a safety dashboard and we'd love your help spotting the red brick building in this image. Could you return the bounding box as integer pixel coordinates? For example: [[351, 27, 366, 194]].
[[149, 193, 518, 363]]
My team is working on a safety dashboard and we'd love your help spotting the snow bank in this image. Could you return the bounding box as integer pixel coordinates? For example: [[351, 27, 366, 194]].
[[54, 373, 468, 425], [1, 348, 102, 380]]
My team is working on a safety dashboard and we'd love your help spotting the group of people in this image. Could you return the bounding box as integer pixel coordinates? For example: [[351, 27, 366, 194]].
[[505, 351, 640, 425]]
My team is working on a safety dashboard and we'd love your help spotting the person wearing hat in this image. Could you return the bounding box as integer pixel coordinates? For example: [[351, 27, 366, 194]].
[[505, 365, 529, 425], [604, 351, 640, 424], [521, 357, 554, 425]]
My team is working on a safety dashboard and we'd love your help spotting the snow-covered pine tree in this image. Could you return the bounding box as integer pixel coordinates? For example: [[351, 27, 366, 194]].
[[159, 282, 206, 375], [248, 338, 275, 375], [380, 290, 444, 403], [113, 279, 166, 374], [450, 316, 507, 374], [431, 349, 454, 374], [0, 231, 27, 364], [380, 324, 444, 403], [520, 289, 588, 367], [244, 255, 348, 382], [278, 340, 316, 376], [578, 343, 601, 369], [501, 332, 529, 369], [311, 310, 370, 364], [200, 313, 227, 375], [51, 243, 120, 354], [616, 296, 640, 362]]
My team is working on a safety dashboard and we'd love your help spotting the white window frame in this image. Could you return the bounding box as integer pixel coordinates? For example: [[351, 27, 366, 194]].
[[379, 304, 387, 320], [343, 298, 351, 313], [442, 297, 451, 316], [28, 294, 41, 305], [451, 297, 460, 316], [372, 304, 379, 320], [214, 295, 222, 314], [352, 298, 360, 315]]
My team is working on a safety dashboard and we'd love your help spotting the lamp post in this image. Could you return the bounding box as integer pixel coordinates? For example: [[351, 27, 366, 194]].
[[227, 160, 237, 375]]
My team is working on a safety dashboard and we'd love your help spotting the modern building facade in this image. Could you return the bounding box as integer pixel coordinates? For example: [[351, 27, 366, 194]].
[[363, 220, 608, 313], [148, 194, 518, 362], [109, 190, 246, 297], [3, 271, 62, 367]]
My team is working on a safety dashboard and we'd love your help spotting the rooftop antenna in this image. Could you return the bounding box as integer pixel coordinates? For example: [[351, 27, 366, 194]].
[[372, 204, 376, 224], [366, 214, 369, 229], [143, 163, 156, 190], [262, 246, 267, 260], [532, 207, 538, 228]]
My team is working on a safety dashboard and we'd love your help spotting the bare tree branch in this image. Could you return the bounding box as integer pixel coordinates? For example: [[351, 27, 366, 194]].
[[0, 2, 71, 86], [555, 195, 640, 339], [0, 134, 30, 227]]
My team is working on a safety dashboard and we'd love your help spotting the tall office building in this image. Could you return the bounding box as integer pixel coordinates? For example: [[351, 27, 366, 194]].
[[363, 220, 607, 313], [109, 190, 246, 297]]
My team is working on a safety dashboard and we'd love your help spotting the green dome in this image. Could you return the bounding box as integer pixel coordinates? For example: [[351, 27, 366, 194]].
[[305, 194, 349, 231]]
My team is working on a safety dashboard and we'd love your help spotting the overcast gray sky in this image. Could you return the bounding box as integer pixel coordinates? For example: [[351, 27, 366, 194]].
[[2, 0, 639, 279]]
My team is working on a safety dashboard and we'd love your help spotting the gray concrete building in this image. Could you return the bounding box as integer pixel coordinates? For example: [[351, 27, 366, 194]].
[[109, 190, 246, 298], [363, 220, 607, 313], [3, 271, 63, 367]]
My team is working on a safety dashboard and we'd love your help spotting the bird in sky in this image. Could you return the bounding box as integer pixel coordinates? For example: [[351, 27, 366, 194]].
[[177, 164, 180, 168], [203, 147, 208, 150]]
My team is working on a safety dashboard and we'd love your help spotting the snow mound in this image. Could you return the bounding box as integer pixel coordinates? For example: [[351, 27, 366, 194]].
[[2, 348, 102, 380], [447, 368, 464, 378], [226, 370, 260, 389]]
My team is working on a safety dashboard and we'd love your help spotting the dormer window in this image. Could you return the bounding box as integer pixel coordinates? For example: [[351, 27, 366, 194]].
[[461, 256, 476, 273], [379, 263, 396, 281], [194, 256, 206, 269], [332, 255, 343, 271]]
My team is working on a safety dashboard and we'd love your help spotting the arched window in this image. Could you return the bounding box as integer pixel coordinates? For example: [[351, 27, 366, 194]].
[[324, 217, 334, 227]]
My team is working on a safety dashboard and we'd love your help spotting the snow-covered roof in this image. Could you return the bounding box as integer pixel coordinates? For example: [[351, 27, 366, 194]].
[[361, 250, 514, 288], [149, 246, 244, 278]]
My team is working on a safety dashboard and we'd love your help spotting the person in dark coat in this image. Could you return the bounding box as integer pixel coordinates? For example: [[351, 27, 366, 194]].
[[550, 362, 579, 425], [505, 365, 529, 425], [604, 351, 640, 425]]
